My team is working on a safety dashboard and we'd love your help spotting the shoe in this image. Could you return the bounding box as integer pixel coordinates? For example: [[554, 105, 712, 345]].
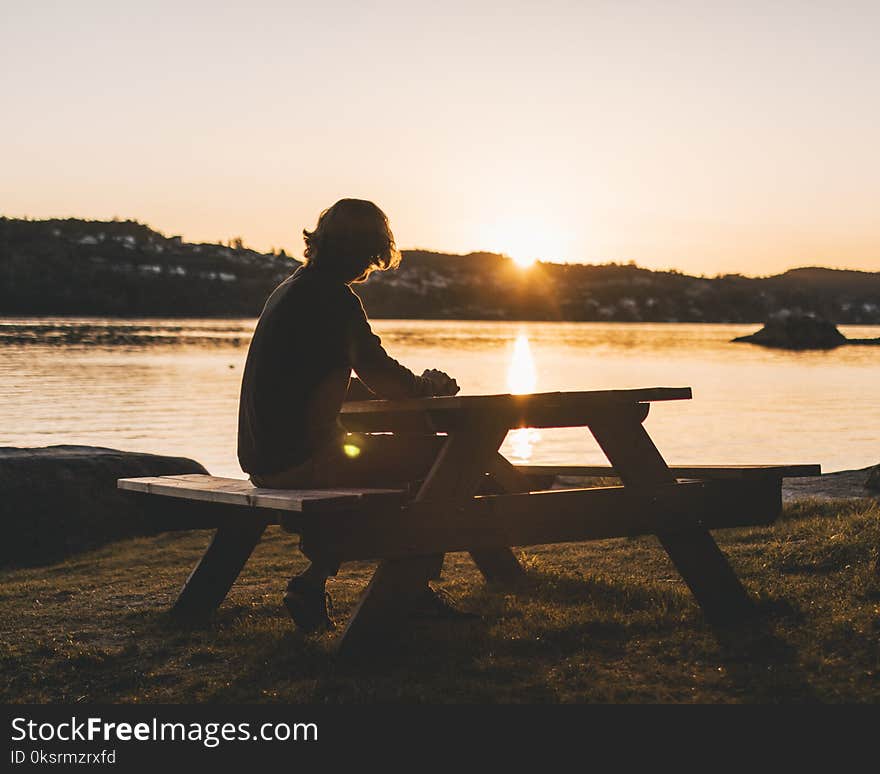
[[410, 586, 480, 620], [283, 577, 335, 632]]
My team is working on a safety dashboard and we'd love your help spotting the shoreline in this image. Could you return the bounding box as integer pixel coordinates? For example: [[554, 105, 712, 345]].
[[780, 466, 879, 502], [2, 317, 880, 349]]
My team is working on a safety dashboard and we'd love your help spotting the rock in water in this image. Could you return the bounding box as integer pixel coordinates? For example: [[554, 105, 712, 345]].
[[0, 445, 208, 568], [732, 313, 848, 350]]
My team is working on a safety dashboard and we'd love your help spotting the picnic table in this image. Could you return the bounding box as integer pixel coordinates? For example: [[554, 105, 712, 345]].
[[118, 387, 819, 654]]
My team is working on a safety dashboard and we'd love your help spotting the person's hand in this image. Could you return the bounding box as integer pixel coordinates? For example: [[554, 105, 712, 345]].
[[422, 368, 460, 396]]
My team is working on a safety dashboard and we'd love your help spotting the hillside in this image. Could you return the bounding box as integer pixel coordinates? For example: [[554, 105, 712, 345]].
[[1, 217, 878, 323]]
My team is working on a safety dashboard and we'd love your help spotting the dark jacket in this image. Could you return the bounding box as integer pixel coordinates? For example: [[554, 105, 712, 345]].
[[237, 265, 434, 474]]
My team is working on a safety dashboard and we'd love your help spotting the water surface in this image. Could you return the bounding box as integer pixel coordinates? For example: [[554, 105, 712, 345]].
[[3, 318, 878, 477]]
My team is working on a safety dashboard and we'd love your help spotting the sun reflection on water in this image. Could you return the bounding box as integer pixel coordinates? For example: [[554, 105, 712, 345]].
[[507, 333, 536, 394], [506, 331, 540, 462]]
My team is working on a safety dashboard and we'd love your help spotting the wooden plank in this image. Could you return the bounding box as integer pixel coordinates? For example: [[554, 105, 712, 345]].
[[587, 414, 757, 626], [336, 417, 512, 655], [340, 391, 667, 433], [119, 475, 253, 494], [514, 463, 822, 480], [299, 480, 779, 562], [118, 475, 406, 513]]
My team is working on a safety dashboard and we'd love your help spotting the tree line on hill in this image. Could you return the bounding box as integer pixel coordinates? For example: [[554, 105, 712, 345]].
[[1, 217, 878, 324]]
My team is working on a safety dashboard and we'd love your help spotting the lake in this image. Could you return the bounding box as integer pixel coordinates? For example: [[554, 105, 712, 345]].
[[3, 318, 878, 477]]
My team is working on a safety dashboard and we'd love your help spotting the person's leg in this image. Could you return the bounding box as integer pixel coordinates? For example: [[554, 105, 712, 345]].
[[310, 433, 478, 619], [250, 461, 341, 631], [251, 433, 447, 631]]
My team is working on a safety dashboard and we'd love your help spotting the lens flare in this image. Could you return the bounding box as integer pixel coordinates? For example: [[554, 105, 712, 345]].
[[343, 443, 361, 458]]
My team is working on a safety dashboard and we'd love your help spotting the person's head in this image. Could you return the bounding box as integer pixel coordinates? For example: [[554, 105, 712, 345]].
[[302, 199, 400, 283]]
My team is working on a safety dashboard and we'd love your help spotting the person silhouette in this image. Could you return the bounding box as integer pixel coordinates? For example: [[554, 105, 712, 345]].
[[238, 199, 460, 631]]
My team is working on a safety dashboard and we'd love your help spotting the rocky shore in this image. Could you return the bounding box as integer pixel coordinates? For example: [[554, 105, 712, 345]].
[[1, 445, 207, 567]]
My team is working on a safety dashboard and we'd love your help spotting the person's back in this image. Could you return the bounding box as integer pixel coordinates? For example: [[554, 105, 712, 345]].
[[238, 265, 358, 476]]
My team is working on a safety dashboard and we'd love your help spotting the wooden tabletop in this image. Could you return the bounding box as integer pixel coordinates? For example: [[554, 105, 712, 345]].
[[339, 387, 692, 432], [342, 387, 692, 414]]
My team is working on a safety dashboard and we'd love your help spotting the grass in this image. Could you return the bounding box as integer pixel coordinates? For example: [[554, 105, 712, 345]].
[[1, 498, 878, 703]]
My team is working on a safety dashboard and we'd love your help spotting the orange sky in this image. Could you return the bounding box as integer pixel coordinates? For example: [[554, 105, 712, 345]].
[[2, 1, 878, 275]]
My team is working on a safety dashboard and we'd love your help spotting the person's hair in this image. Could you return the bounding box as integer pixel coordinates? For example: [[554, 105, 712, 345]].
[[302, 199, 401, 282]]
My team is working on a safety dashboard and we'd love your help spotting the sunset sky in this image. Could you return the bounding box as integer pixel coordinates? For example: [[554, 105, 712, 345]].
[[3, 1, 878, 275]]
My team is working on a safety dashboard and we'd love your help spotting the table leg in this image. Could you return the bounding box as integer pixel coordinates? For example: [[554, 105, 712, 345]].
[[468, 453, 539, 583], [588, 407, 754, 626], [171, 517, 269, 618], [338, 418, 510, 653]]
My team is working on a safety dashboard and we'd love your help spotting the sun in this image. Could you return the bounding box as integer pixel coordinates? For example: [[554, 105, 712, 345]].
[[512, 254, 537, 269], [480, 215, 567, 270]]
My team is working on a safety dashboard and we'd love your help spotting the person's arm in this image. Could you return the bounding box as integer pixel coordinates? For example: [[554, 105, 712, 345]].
[[345, 290, 441, 399]]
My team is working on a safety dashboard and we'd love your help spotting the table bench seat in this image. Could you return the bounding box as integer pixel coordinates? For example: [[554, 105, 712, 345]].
[[118, 474, 407, 514], [515, 464, 821, 480]]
